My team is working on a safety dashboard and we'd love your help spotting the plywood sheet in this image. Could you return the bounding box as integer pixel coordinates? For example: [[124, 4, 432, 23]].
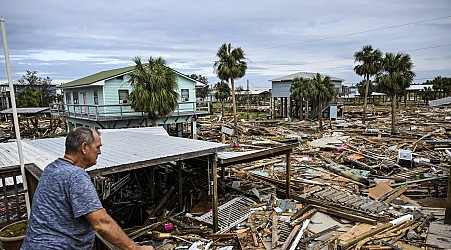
[[368, 182, 392, 200]]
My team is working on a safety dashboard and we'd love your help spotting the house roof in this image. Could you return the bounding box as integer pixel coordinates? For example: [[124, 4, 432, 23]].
[[270, 72, 345, 82], [58, 65, 199, 89], [407, 84, 433, 91], [0, 127, 229, 176], [57, 66, 134, 88]]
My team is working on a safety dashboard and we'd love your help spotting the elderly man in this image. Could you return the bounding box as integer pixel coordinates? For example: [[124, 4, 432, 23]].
[[22, 127, 154, 250]]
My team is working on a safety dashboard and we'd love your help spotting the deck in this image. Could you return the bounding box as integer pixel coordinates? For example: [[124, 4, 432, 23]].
[[62, 101, 210, 121]]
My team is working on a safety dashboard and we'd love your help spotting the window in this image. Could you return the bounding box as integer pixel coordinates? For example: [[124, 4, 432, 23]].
[[65, 92, 71, 104], [118, 90, 129, 104], [93, 90, 99, 105], [72, 92, 79, 104], [181, 89, 189, 102]]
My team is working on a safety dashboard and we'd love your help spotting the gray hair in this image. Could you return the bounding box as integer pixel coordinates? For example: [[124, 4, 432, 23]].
[[65, 127, 100, 154]]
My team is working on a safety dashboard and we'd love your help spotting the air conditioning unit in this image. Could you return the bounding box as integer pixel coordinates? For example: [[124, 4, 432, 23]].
[[119, 100, 128, 104], [182, 98, 189, 102]]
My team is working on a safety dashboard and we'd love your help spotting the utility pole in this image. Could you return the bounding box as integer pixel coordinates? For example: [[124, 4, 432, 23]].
[[247, 80, 250, 120], [1, 16, 31, 217]]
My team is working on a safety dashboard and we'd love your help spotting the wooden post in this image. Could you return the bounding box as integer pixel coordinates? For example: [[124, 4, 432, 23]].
[[286, 152, 291, 199], [149, 167, 155, 201], [177, 161, 183, 212], [445, 170, 451, 224], [211, 154, 219, 232]]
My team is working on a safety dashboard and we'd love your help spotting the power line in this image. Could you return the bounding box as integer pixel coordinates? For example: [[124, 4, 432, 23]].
[[249, 15, 451, 52], [249, 43, 451, 69], [186, 16, 451, 84], [401, 43, 451, 53]]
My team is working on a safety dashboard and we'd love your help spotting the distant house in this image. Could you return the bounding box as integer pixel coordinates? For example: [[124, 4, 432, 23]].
[[236, 89, 271, 107], [270, 72, 345, 118], [57, 66, 209, 137], [341, 83, 434, 105], [0, 82, 58, 111]]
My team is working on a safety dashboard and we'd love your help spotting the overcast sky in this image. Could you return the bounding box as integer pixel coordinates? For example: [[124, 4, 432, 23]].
[[1, 0, 450, 90]]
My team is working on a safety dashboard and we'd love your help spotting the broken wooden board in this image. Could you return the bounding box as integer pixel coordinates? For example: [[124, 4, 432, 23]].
[[425, 223, 451, 249], [338, 223, 379, 244]]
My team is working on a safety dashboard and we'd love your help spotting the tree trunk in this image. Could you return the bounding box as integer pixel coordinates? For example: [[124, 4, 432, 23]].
[[318, 98, 323, 130], [299, 99, 304, 120], [231, 78, 238, 133], [149, 113, 156, 127], [362, 75, 370, 124], [391, 94, 397, 134], [305, 100, 310, 120], [221, 100, 224, 117]]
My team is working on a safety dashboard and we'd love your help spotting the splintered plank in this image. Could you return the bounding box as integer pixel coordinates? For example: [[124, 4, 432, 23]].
[[425, 223, 451, 249]]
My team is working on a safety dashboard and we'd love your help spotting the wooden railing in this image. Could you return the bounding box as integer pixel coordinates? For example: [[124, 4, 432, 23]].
[[62, 101, 210, 121], [0, 165, 27, 228]]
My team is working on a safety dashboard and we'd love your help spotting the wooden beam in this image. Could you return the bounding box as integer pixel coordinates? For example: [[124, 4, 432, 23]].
[[445, 169, 451, 224], [218, 143, 297, 166], [177, 161, 183, 212], [211, 154, 219, 232], [88, 147, 227, 176], [286, 152, 291, 199]]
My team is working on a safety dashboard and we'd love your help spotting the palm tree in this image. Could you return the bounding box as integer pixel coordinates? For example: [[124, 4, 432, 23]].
[[290, 77, 311, 120], [375, 52, 415, 134], [429, 76, 451, 98], [311, 73, 335, 129], [235, 85, 245, 110], [128, 56, 179, 126], [420, 86, 434, 105], [354, 45, 383, 124], [214, 81, 231, 117], [213, 43, 247, 133]]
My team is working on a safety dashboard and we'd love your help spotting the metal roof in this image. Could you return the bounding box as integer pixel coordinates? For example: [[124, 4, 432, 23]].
[[0, 107, 50, 114], [407, 84, 433, 91], [270, 72, 345, 82], [57, 66, 134, 88], [0, 127, 229, 176], [57, 65, 199, 89]]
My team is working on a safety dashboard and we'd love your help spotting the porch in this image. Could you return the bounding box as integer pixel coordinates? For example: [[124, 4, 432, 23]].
[[62, 101, 210, 121]]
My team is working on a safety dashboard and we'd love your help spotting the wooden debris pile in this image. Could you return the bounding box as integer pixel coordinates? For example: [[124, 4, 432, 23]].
[[0, 115, 66, 140], [102, 105, 451, 249]]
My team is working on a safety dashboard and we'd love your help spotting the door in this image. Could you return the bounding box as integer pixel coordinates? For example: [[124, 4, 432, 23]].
[[81, 91, 87, 114]]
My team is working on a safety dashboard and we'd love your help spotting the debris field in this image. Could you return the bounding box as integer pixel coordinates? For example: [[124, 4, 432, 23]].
[[107, 105, 451, 250]]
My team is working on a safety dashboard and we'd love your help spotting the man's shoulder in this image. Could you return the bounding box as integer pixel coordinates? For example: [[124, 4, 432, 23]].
[[42, 159, 87, 180]]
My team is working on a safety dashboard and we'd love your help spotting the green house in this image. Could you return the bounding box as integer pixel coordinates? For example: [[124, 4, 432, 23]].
[[57, 66, 209, 137]]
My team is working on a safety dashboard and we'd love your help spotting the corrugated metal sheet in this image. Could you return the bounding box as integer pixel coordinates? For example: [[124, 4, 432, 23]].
[[0, 141, 57, 168], [429, 96, 451, 107], [1, 127, 228, 175], [196, 197, 254, 233]]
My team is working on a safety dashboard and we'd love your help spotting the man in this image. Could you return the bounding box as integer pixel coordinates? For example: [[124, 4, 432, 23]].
[[21, 127, 154, 250]]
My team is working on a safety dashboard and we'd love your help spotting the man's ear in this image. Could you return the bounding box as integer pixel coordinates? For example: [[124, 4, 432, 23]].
[[81, 142, 88, 154]]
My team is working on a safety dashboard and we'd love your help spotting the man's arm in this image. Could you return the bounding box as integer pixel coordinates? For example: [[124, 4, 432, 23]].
[[85, 208, 154, 250]]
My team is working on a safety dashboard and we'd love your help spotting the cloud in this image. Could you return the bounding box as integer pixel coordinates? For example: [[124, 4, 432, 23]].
[[1, 0, 450, 88]]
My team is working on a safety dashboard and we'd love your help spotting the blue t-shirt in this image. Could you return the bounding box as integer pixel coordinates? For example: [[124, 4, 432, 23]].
[[21, 158, 103, 250]]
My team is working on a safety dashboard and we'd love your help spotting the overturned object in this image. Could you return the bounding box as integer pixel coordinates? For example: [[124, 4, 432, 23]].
[[326, 163, 370, 186]]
